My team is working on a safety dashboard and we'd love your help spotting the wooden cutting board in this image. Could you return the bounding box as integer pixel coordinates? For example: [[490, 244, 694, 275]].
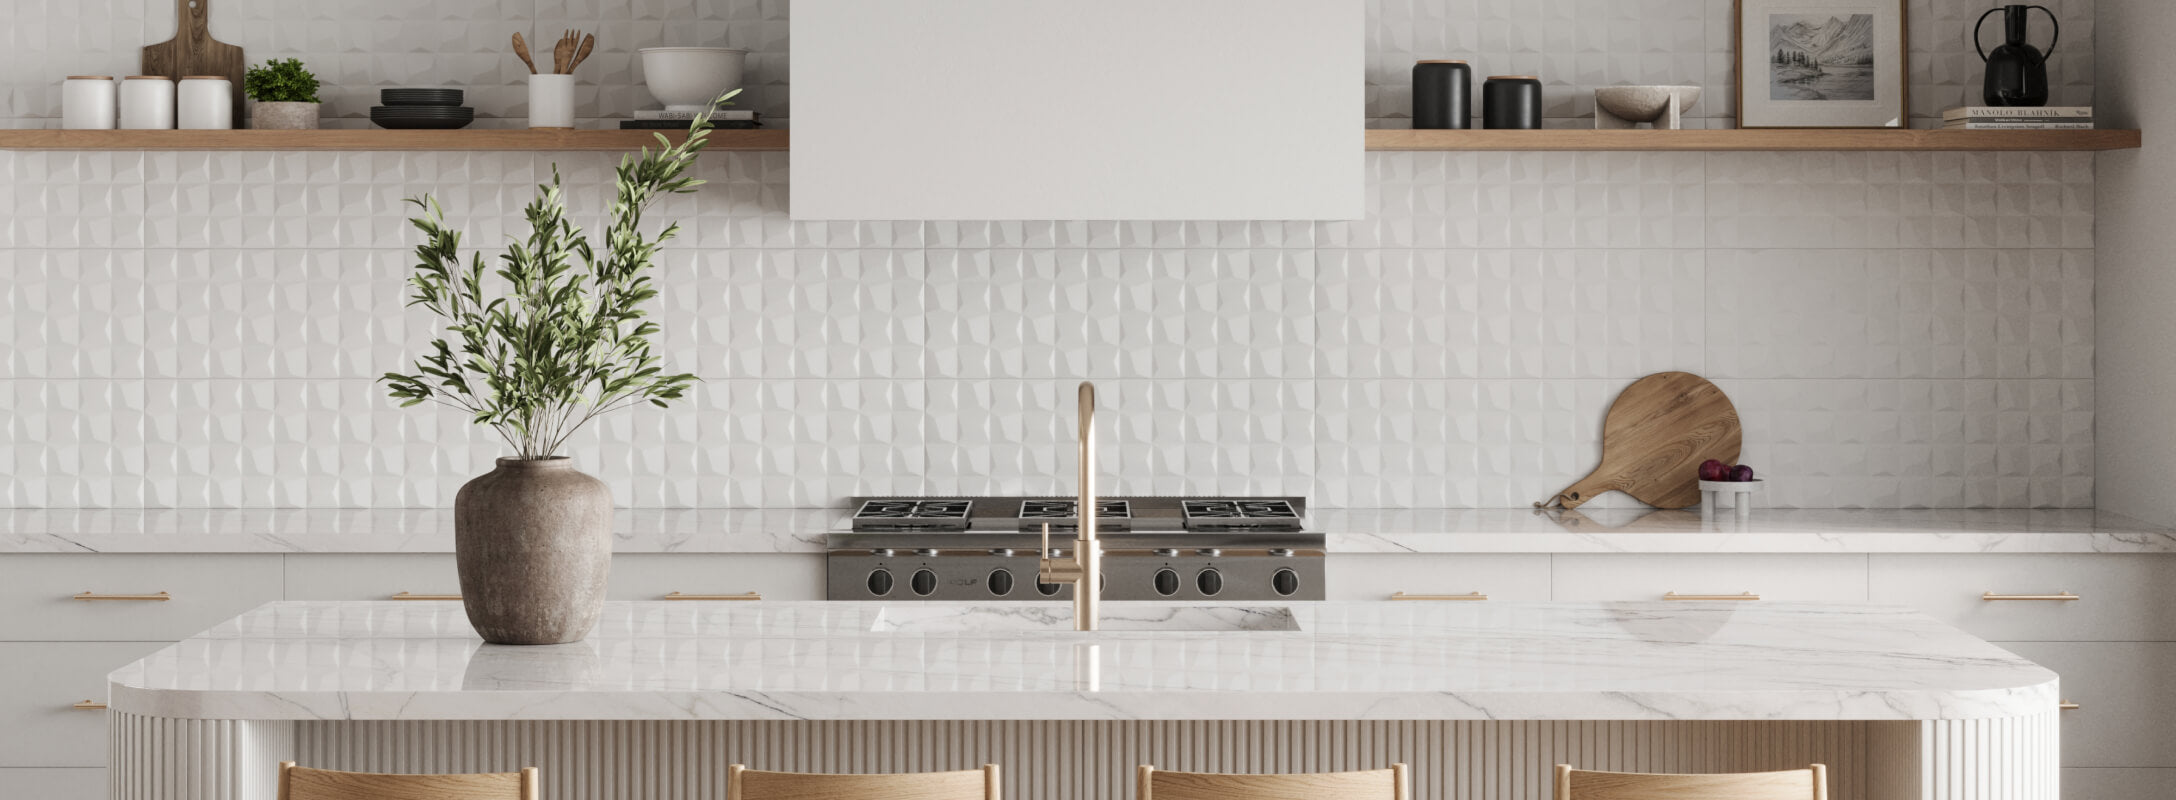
[[1535, 372, 1742, 510], [142, 0, 246, 125]]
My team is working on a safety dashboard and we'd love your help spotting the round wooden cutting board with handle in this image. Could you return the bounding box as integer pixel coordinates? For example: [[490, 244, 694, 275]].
[[142, 0, 246, 124], [1535, 372, 1741, 510]]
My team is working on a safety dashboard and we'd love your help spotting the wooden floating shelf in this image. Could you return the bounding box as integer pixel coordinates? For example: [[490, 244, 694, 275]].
[[1365, 128, 2143, 152], [0, 127, 2138, 153], [0, 129, 791, 152]]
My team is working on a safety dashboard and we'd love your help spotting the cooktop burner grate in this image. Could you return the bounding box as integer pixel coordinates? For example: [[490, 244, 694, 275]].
[[1018, 500, 1133, 520], [854, 500, 973, 520], [1181, 499, 1302, 529]]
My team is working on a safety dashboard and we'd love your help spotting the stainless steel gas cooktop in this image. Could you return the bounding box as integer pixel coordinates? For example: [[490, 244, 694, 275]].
[[827, 496, 1324, 602]]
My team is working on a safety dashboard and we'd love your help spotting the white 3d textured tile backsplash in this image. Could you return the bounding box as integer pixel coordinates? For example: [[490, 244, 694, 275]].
[[0, 1, 2097, 511]]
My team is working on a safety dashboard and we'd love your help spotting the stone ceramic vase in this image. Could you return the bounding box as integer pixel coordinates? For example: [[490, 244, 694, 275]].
[[454, 456, 613, 645], [249, 100, 319, 130]]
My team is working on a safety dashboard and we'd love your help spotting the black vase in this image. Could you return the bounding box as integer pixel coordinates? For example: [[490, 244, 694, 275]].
[[1975, 4, 2059, 107]]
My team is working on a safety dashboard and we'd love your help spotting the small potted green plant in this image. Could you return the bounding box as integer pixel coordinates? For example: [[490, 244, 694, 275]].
[[243, 58, 321, 130], [380, 94, 733, 645]]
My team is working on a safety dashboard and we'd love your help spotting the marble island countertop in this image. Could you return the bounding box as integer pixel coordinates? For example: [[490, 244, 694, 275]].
[[8, 507, 2174, 554], [109, 600, 2056, 722]]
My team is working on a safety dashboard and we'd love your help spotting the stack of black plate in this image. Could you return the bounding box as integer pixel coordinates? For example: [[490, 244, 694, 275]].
[[372, 89, 473, 130]]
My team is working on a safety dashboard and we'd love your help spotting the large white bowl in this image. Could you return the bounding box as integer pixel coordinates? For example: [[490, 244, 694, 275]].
[[639, 47, 748, 112]]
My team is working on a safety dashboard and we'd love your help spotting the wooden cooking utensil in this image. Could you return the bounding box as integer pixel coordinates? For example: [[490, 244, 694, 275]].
[[569, 33, 594, 73], [142, 0, 245, 124], [512, 32, 538, 74], [1534, 371, 1742, 511], [555, 29, 576, 74]]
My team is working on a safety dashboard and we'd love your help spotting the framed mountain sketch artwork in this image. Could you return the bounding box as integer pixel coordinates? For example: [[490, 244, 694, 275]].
[[1735, 0, 1907, 128]]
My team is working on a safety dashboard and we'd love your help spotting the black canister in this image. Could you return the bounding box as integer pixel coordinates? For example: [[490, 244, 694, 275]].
[[1481, 75, 1543, 129], [1411, 60, 1472, 129]]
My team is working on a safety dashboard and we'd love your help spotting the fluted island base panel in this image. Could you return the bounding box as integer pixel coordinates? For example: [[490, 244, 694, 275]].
[[109, 715, 2056, 800]]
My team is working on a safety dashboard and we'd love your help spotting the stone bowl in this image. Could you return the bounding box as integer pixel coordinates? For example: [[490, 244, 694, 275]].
[[1594, 85, 1702, 123]]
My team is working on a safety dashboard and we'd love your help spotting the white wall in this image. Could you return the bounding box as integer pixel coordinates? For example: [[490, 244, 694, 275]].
[[2093, 0, 2176, 525], [0, 0, 2103, 512]]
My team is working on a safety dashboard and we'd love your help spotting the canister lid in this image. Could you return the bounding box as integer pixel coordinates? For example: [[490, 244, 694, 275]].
[[1486, 75, 1541, 80], [123, 75, 172, 80], [1416, 59, 1469, 64], [181, 75, 230, 81], [66, 75, 115, 80]]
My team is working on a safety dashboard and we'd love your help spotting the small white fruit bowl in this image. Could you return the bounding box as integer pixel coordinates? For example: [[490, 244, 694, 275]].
[[1698, 479, 1763, 518], [639, 47, 748, 112]]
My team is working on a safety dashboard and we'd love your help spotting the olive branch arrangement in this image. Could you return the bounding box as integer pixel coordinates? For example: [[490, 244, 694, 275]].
[[381, 91, 740, 459]]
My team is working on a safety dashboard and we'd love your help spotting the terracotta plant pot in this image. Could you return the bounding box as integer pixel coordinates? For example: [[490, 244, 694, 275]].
[[249, 100, 319, 130], [454, 456, 613, 645]]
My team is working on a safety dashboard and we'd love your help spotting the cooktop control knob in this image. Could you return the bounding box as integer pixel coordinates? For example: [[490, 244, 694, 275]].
[[910, 569, 938, 596], [866, 569, 894, 597], [987, 568, 1015, 596], [1037, 580, 1062, 596], [1153, 568, 1180, 596], [1196, 568, 1224, 597], [1272, 568, 1300, 596]]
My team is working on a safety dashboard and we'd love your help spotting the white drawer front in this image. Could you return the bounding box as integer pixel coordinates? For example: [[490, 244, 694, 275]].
[[2001, 642, 2176, 768], [608, 554, 826, 601], [1870, 555, 2176, 642], [1550, 554, 1869, 603], [284, 554, 462, 601], [0, 768, 105, 800], [2063, 768, 2176, 800], [1325, 555, 1551, 602], [0, 555, 283, 641], [0, 642, 167, 767]]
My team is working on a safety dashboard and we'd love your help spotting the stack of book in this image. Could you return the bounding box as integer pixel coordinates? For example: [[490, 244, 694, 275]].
[[1940, 107, 2092, 130], [618, 109, 761, 130]]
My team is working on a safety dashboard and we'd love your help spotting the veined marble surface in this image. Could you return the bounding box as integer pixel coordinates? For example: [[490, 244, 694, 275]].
[[7, 507, 2173, 554], [109, 600, 2056, 722]]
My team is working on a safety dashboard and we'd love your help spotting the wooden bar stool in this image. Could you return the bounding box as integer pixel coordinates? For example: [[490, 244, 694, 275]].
[[1136, 764, 1410, 800], [277, 761, 538, 800], [728, 764, 1002, 800], [1553, 764, 1827, 800]]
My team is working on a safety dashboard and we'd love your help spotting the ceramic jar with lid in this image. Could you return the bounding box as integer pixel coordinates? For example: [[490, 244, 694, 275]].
[[177, 76, 233, 129], [62, 76, 117, 130], [1412, 60, 1473, 130], [119, 75, 175, 130]]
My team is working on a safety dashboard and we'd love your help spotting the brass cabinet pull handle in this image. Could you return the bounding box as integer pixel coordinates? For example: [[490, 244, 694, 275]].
[[1663, 592, 1761, 601], [389, 592, 462, 601], [1389, 592, 1489, 601], [72, 591, 170, 601], [2059, 700, 2081, 710], [662, 591, 763, 601], [1984, 591, 2080, 601], [71, 700, 107, 710]]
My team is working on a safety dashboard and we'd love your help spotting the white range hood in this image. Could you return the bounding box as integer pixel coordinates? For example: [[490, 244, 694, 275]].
[[790, 0, 1363, 221]]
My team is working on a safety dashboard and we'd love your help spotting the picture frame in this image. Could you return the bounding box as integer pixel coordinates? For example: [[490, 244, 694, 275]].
[[1734, 0, 1909, 128]]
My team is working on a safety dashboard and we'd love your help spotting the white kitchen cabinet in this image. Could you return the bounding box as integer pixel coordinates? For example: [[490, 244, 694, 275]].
[[0, 642, 166, 767], [283, 554, 462, 601], [608, 554, 827, 601], [0, 555, 283, 641], [1870, 554, 2176, 642], [1325, 555, 1551, 602], [1999, 642, 2176, 768], [790, 0, 1362, 220], [1549, 554, 1870, 603], [0, 768, 105, 800]]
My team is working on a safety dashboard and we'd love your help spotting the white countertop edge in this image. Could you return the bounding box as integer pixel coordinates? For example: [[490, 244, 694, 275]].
[[5, 507, 2171, 554], [104, 684, 2060, 723]]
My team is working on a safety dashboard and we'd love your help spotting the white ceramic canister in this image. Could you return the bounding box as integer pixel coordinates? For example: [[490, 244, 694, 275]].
[[176, 76, 233, 130], [528, 74, 575, 129], [119, 76, 175, 130], [62, 76, 118, 130]]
